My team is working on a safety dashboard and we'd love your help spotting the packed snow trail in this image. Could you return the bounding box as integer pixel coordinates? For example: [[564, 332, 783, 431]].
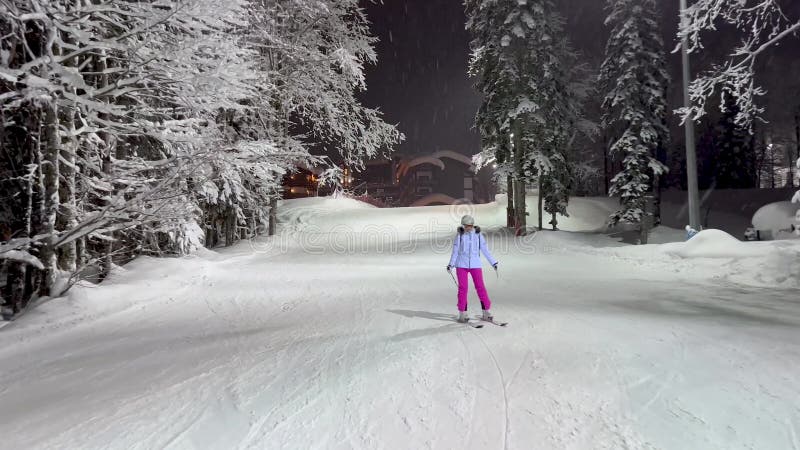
[[0, 197, 799, 450]]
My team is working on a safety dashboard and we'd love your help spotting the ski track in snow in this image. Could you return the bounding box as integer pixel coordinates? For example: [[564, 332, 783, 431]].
[[472, 330, 510, 450], [1, 198, 800, 449]]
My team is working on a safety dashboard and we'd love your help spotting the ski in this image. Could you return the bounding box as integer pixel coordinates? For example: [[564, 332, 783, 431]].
[[457, 319, 483, 328], [478, 317, 508, 327]]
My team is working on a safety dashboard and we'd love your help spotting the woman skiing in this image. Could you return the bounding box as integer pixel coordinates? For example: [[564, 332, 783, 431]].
[[446, 215, 498, 323]]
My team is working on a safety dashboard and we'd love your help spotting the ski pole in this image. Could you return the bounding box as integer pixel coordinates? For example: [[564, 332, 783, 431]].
[[448, 269, 458, 288]]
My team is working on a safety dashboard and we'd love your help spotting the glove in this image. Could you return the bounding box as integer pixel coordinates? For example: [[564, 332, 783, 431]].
[[492, 262, 498, 270], [446, 265, 452, 272]]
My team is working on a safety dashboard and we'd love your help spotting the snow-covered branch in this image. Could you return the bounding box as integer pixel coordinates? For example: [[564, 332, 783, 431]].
[[677, 0, 800, 127]]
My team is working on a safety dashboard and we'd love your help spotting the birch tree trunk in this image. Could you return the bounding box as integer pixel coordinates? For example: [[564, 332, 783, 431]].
[[97, 48, 115, 279], [55, 3, 80, 273], [57, 108, 78, 272], [21, 124, 37, 304], [33, 24, 61, 296], [39, 101, 61, 297]]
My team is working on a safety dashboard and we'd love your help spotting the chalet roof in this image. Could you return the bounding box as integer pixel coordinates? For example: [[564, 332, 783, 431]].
[[396, 150, 476, 178]]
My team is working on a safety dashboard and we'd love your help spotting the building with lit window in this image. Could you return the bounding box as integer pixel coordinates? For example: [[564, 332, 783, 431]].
[[353, 151, 495, 206], [282, 168, 319, 199]]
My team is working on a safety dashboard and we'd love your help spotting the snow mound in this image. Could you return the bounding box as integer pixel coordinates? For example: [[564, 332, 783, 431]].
[[752, 201, 799, 235], [502, 194, 617, 232], [730, 242, 800, 287], [280, 196, 377, 211], [752, 201, 798, 229], [660, 229, 761, 259], [606, 229, 800, 288], [557, 197, 616, 232], [657, 229, 800, 287]]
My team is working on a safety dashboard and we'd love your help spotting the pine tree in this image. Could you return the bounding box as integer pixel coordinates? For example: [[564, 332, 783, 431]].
[[599, 0, 670, 226], [534, 32, 592, 231], [466, 0, 523, 230], [466, 0, 585, 233]]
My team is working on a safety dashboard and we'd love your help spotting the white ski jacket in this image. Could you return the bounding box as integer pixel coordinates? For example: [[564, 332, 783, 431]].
[[448, 226, 498, 269]]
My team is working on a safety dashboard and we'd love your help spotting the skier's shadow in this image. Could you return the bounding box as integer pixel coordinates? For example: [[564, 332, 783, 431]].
[[386, 309, 456, 322], [386, 309, 463, 342]]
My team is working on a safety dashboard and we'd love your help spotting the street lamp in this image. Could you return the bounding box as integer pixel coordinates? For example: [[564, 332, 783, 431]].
[[680, 0, 702, 230]]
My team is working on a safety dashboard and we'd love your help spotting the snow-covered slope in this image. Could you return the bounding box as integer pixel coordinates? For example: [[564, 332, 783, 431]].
[[0, 197, 798, 450], [277, 194, 618, 236]]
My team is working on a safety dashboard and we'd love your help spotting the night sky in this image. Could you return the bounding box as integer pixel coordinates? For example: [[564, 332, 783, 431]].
[[360, 0, 800, 159], [360, 0, 480, 156]]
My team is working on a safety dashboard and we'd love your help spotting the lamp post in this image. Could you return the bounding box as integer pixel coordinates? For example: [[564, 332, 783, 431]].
[[680, 0, 702, 229]]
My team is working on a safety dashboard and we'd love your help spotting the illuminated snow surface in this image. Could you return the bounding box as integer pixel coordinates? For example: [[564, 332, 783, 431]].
[[1, 196, 799, 450]]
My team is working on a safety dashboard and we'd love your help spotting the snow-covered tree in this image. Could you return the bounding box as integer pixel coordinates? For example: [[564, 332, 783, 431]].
[[466, 0, 590, 232], [599, 0, 670, 226], [466, 0, 531, 232], [247, 0, 403, 172], [678, 0, 800, 219], [465, 0, 515, 227], [532, 32, 594, 231], [1, 0, 400, 315], [678, 0, 800, 128], [214, 0, 402, 244]]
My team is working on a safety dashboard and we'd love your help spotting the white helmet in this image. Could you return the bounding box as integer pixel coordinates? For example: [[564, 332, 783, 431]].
[[461, 215, 475, 226]]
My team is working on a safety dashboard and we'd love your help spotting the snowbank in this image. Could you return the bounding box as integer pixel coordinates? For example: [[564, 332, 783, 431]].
[[660, 229, 765, 259], [525, 195, 617, 232], [751, 201, 800, 239], [277, 194, 617, 236], [278, 196, 377, 212], [611, 229, 800, 288]]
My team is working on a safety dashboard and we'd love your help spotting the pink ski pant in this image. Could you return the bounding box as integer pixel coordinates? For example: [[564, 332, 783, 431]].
[[456, 268, 491, 312]]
